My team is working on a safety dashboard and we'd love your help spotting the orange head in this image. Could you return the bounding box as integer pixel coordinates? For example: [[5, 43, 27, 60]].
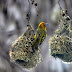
[[38, 22, 48, 30]]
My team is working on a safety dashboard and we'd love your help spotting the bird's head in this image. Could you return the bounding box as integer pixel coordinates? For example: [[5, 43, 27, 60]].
[[38, 22, 48, 30]]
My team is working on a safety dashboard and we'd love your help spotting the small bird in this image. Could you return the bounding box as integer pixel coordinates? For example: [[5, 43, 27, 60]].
[[35, 22, 48, 45], [32, 22, 48, 51]]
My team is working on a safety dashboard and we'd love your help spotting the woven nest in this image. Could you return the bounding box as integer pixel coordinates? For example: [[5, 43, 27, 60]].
[[49, 10, 72, 63], [9, 25, 42, 69]]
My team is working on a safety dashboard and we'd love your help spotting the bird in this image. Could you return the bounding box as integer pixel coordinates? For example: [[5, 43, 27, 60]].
[[32, 22, 48, 51]]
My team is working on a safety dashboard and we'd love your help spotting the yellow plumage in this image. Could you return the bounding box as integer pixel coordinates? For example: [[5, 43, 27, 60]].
[[32, 22, 47, 51], [35, 22, 47, 45]]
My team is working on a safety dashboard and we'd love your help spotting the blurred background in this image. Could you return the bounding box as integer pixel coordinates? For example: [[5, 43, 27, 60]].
[[0, 0, 72, 72]]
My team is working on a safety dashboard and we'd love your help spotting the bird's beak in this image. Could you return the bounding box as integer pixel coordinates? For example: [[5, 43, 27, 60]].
[[45, 23, 48, 26]]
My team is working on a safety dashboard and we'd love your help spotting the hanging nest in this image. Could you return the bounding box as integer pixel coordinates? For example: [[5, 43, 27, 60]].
[[9, 25, 42, 69], [49, 10, 72, 62]]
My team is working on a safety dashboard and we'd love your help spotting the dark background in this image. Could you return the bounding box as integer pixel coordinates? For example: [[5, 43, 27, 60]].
[[0, 0, 72, 72]]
